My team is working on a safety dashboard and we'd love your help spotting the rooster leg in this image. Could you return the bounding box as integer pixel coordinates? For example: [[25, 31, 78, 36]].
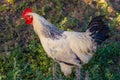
[[75, 66, 81, 80], [52, 60, 57, 80], [85, 71, 89, 80]]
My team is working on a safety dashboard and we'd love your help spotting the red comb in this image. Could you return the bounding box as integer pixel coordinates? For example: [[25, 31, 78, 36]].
[[22, 8, 32, 17]]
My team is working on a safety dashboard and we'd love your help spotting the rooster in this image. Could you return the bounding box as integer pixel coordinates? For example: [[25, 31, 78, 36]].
[[22, 8, 110, 78]]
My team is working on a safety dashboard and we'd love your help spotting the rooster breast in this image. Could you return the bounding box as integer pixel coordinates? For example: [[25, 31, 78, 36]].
[[40, 31, 97, 66], [40, 31, 80, 66]]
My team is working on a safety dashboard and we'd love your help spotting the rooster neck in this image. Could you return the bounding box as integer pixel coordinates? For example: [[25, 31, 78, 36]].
[[32, 16, 64, 40], [42, 24, 64, 40]]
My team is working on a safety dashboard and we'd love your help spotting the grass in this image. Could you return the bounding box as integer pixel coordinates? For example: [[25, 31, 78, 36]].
[[83, 42, 120, 80], [0, 0, 120, 80]]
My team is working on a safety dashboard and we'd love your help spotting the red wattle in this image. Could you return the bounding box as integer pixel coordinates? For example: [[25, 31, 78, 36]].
[[22, 8, 33, 24]]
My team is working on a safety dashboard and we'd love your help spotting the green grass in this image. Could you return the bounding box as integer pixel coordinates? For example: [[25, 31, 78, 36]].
[[0, 41, 119, 80], [83, 42, 120, 80], [0, 40, 52, 80], [0, 0, 120, 80]]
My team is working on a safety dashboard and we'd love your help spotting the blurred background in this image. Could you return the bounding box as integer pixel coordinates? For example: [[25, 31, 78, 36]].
[[0, 0, 120, 80]]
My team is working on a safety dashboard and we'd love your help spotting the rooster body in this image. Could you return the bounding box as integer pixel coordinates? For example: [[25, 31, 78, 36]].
[[22, 9, 110, 76], [40, 31, 96, 76]]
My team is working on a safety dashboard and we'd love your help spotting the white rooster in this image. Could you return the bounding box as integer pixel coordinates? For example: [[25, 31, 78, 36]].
[[22, 8, 110, 79]]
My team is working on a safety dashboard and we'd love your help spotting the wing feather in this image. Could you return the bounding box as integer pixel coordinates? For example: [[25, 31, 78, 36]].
[[65, 31, 97, 63]]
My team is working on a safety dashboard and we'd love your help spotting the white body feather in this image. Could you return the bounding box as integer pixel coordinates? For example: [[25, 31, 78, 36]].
[[40, 31, 96, 64]]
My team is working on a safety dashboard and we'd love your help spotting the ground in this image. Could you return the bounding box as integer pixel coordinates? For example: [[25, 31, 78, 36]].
[[0, 0, 120, 80]]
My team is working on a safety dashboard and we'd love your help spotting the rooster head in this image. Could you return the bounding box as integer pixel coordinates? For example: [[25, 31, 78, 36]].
[[22, 8, 33, 24]]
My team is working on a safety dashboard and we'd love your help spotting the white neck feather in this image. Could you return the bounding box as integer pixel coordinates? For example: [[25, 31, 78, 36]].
[[27, 13, 52, 38]]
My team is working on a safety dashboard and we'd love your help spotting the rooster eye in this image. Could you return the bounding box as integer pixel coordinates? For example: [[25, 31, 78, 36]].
[[29, 15, 32, 18], [25, 15, 32, 20]]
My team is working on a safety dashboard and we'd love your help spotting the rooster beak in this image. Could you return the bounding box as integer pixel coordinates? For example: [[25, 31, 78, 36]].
[[21, 17, 24, 20]]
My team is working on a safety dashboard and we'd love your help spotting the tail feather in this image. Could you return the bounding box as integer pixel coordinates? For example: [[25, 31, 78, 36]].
[[87, 16, 110, 44]]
